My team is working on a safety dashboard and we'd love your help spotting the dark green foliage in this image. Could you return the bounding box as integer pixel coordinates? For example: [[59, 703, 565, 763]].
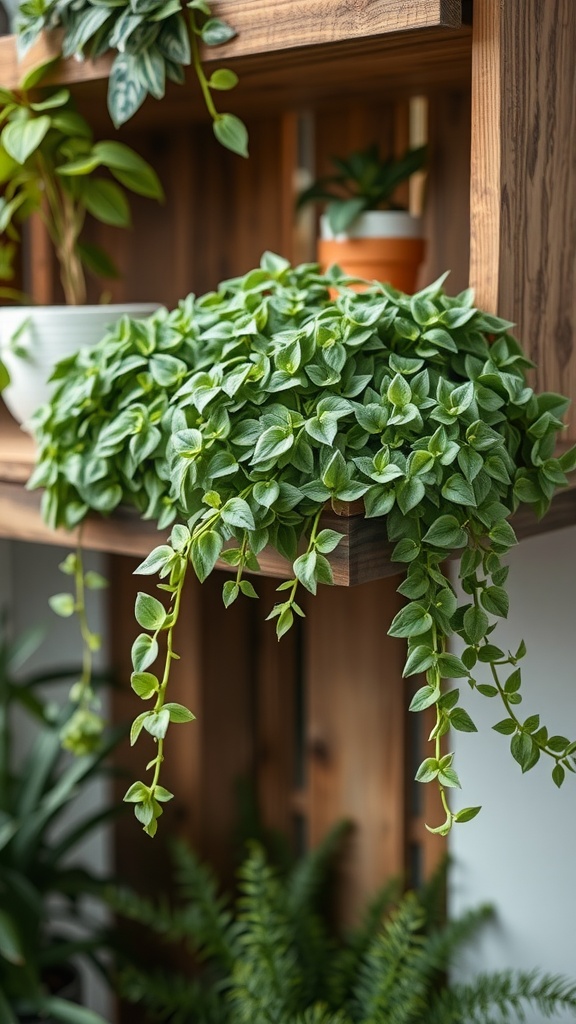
[[108, 834, 576, 1024], [0, 622, 118, 1022], [297, 143, 427, 233]]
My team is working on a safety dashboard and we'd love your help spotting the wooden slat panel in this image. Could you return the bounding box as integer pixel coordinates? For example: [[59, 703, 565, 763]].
[[470, 0, 576, 440], [421, 88, 471, 291], [305, 577, 407, 925]]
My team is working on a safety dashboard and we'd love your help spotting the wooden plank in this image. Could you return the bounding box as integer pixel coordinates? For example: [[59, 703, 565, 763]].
[[305, 577, 407, 924], [0, 2, 461, 89], [470, 0, 576, 442]]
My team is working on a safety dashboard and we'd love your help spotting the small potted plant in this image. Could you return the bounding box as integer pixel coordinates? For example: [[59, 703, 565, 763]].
[[30, 253, 576, 840], [297, 143, 426, 290], [16, 0, 249, 157], [0, 622, 121, 1023], [0, 62, 164, 425]]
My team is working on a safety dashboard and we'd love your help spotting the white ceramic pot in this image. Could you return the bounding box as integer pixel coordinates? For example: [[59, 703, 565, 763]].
[[0, 303, 159, 428], [319, 209, 423, 241]]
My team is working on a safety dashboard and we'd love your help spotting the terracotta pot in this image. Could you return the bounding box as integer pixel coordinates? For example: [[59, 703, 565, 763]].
[[0, 302, 160, 429], [318, 210, 425, 292]]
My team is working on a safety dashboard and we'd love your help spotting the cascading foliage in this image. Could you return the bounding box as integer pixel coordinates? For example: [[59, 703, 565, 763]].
[[31, 252, 576, 837]]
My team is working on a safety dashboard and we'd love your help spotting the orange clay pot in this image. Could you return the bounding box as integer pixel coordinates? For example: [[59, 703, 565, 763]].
[[318, 236, 426, 293], [317, 210, 425, 293]]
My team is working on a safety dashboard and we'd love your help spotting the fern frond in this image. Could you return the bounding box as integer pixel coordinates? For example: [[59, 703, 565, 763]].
[[295, 1003, 354, 1024], [430, 969, 576, 1024], [170, 839, 240, 969], [351, 892, 428, 1024], [328, 875, 401, 1008], [230, 842, 301, 1024], [286, 822, 352, 1005], [117, 964, 228, 1024], [423, 903, 494, 976]]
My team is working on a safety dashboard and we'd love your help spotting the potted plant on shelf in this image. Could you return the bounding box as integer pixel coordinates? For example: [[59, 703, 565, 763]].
[[297, 143, 426, 290], [0, 61, 163, 426], [0, 622, 121, 1023], [107, 827, 576, 1023], [30, 253, 576, 839], [16, 0, 249, 157]]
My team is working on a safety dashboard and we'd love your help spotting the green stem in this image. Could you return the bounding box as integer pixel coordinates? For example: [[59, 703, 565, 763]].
[[189, 11, 219, 122]]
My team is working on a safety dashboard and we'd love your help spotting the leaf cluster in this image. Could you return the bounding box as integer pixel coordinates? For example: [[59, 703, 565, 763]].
[[16, 0, 248, 156], [30, 252, 576, 833], [109, 832, 576, 1024], [297, 143, 426, 234], [0, 621, 118, 1023], [0, 63, 164, 305]]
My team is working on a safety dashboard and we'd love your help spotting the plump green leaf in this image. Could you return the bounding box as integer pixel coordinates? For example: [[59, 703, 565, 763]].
[[191, 530, 223, 582], [135, 592, 167, 630], [2, 115, 51, 163], [48, 592, 75, 618], [131, 671, 159, 699], [213, 113, 249, 158], [131, 633, 159, 672], [389, 603, 434, 639], [422, 515, 468, 549], [164, 702, 196, 723]]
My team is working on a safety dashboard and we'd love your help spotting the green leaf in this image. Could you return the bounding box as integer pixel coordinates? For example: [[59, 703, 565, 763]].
[[422, 515, 468, 549], [389, 603, 433, 639], [0, 909, 24, 965], [415, 757, 440, 783], [463, 606, 489, 644], [511, 732, 537, 773], [131, 633, 159, 672], [164, 702, 196, 723], [83, 570, 109, 590], [402, 645, 435, 677], [441, 473, 477, 506], [314, 528, 343, 554], [48, 592, 75, 618], [2, 115, 51, 163], [131, 671, 159, 699], [223, 580, 240, 607], [294, 550, 318, 595], [409, 684, 440, 712], [436, 653, 469, 678], [213, 113, 249, 158], [143, 708, 171, 739], [454, 805, 481, 823], [80, 178, 131, 227], [201, 17, 237, 45], [135, 545, 174, 576], [449, 707, 478, 732], [480, 585, 509, 618], [387, 373, 411, 407], [135, 592, 167, 630], [208, 68, 239, 90], [239, 579, 259, 599], [552, 764, 566, 788], [191, 530, 223, 582], [123, 781, 151, 803], [221, 497, 255, 530], [493, 718, 517, 735]]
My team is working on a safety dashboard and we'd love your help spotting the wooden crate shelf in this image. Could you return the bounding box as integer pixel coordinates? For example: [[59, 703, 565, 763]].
[[0, 10, 472, 127], [1, 409, 575, 580]]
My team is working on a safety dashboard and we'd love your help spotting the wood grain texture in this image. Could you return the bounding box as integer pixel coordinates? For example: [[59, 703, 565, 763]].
[[305, 577, 407, 924], [0, 2, 462, 89], [470, 0, 576, 441]]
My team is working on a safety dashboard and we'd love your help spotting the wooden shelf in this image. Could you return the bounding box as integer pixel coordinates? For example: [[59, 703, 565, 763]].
[[0, 6, 472, 126], [1, 407, 575, 584]]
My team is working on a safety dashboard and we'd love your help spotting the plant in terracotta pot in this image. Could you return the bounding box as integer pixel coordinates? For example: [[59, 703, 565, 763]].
[[0, 62, 163, 425], [16, 0, 249, 157], [297, 143, 426, 290], [30, 253, 576, 838], [107, 829, 576, 1023], [0, 621, 121, 1023]]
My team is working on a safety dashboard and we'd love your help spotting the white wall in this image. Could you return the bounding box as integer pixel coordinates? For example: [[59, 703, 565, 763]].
[[6, 540, 113, 1022], [449, 525, 576, 1010]]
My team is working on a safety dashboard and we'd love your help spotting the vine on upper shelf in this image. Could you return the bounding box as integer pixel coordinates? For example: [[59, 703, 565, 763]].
[[15, 0, 249, 156]]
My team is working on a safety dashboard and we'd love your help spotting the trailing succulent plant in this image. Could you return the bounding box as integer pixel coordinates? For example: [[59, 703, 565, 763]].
[[107, 828, 576, 1024], [30, 253, 576, 837], [16, 0, 248, 156]]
